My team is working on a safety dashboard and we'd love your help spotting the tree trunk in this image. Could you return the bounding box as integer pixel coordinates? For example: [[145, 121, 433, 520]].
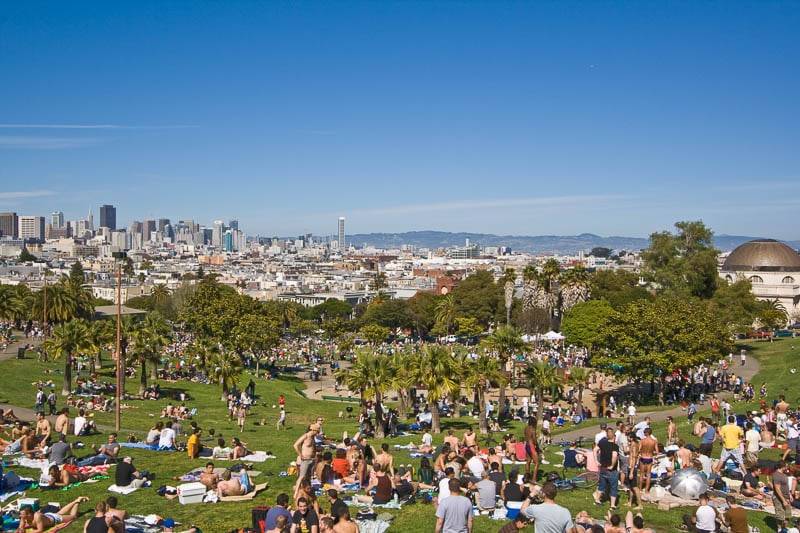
[[95, 351, 102, 371], [255, 358, 260, 378], [397, 390, 408, 419], [577, 385, 584, 417], [478, 387, 489, 434], [451, 390, 461, 419], [374, 389, 385, 439], [658, 376, 666, 406], [497, 357, 508, 420], [221, 379, 228, 401], [62, 355, 72, 396], [535, 387, 543, 425], [431, 401, 442, 434], [139, 359, 147, 396]]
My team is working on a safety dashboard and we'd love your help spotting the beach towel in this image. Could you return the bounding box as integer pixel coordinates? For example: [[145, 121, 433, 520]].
[[0, 478, 34, 502], [108, 483, 139, 495], [219, 482, 268, 502], [215, 451, 274, 462], [124, 515, 172, 533], [15, 457, 49, 470], [120, 442, 158, 450]]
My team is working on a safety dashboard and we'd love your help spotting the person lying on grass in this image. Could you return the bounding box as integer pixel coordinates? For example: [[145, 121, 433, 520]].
[[16, 496, 89, 533]]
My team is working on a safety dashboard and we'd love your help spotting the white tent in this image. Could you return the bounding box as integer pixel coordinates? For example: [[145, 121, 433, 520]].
[[543, 330, 565, 341], [521, 334, 537, 342]]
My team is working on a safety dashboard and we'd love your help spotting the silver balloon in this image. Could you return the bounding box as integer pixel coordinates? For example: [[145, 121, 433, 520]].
[[669, 468, 708, 500]]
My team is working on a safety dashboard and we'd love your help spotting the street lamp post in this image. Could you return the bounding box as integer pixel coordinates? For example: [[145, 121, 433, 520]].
[[112, 251, 127, 432]]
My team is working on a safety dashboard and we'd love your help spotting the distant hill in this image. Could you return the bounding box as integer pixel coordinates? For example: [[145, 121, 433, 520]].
[[347, 230, 800, 254]]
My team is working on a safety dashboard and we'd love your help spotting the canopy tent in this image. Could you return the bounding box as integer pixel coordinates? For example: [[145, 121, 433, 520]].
[[543, 330, 565, 341]]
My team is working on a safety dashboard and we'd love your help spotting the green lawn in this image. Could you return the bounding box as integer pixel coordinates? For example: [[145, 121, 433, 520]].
[[2, 338, 799, 532]]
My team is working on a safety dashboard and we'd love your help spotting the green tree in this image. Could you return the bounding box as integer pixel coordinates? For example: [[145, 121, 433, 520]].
[[208, 348, 244, 400], [642, 220, 719, 298], [89, 319, 115, 370], [69, 262, 86, 288], [185, 336, 222, 372], [524, 360, 562, 424], [590, 247, 612, 258], [408, 345, 460, 433], [358, 323, 390, 345], [449, 271, 504, 327], [710, 278, 763, 334], [338, 350, 394, 438], [561, 300, 614, 351], [43, 320, 95, 395], [406, 292, 438, 337], [128, 313, 171, 394], [434, 294, 457, 334], [481, 325, 530, 415], [757, 299, 788, 329], [360, 299, 413, 330], [232, 313, 281, 376], [31, 284, 77, 324], [589, 270, 651, 310], [306, 298, 353, 322], [0, 285, 28, 323], [19, 248, 39, 262], [567, 366, 592, 417], [463, 353, 506, 434], [151, 284, 170, 306], [593, 296, 732, 404], [455, 316, 483, 338]]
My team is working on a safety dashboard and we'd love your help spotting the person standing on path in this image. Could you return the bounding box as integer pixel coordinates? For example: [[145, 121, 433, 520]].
[[771, 461, 793, 531], [277, 406, 286, 430], [293, 424, 319, 494]]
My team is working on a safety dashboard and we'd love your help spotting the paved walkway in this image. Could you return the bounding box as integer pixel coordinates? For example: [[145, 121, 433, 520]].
[[552, 355, 762, 443]]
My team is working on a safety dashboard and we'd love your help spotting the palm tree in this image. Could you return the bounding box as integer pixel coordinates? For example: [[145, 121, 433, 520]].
[[559, 266, 591, 314], [464, 353, 507, 434], [63, 278, 95, 319], [524, 360, 562, 424], [567, 366, 591, 418], [336, 350, 395, 438], [128, 314, 171, 395], [208, 349, 243, 400], [186, 336, 222, 373], [408, 345, 460, 433], [0, 286, 27, 322], [89, 320, 115, 370], [389, 349, 414, 418], [43, 320, 95, 395], [151, 284, 171, 305], [481, 325, 531, 416], [31, 284, 77, 324], [434, 294, 456, 335]]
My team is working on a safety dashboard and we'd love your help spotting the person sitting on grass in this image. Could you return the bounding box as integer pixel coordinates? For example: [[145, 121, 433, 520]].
[[212, 437, 231, 459], [356, 463, 394, 505], [498, 514, 530, 532], [16, 496, 89, 533], [78, 432, 121, 466], [20, 427, 45, 459], [295, 478, 321, 515], [115, 456, 148, 489], [83, 500, 124, 533], [199, 462, 220, 490], [740, 466, 764, 500], [332, 508, 358, 533], [104, 496, 128, 528], [231, 436, 250, 459], [267, 514, 289, 533]]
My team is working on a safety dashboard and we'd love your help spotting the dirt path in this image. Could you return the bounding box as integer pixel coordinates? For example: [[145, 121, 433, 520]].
[[552, 355, 762, 443]]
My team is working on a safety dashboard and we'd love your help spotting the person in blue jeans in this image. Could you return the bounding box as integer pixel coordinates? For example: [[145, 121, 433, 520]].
[[594, 427, 620, 509], [78, 433, 121, 466]]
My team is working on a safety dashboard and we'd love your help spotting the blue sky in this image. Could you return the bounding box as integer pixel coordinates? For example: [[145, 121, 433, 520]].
[[1, 1, 798, 238]]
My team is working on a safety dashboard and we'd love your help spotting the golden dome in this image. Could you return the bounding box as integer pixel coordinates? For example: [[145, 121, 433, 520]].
[[722, 239, 800, 272]]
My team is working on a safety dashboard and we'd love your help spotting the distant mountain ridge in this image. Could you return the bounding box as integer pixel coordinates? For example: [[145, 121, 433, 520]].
[[347, 230, 800, 254]]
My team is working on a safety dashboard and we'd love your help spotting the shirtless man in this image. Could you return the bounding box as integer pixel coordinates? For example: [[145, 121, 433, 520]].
[[216, 470, 245, 497], [676, 440, 693, 469], [294, 423, 320, 492], [666, 417, 677, 446], [332, 508, 358, 533], [35, 412, 52, 444], [444, 429, 460, 451], [16, 496, 88, 533], [637, 428, 658, 495], [54, 408, 69, 436], [199, 462, 220, 489], [105, 496, 128, 526], [21, 428, 43, 458], [462, 427, 478, 450], [523, 417, 540, 481], [374, 443, 395, 476]]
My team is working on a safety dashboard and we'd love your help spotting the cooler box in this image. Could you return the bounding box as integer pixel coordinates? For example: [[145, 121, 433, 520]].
[[177, 482, 206, 504]]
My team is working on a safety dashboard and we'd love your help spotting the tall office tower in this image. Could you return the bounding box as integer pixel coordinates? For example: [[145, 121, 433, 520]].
[[223, 230, 234, 252], [212, 220, 224, 248], [338, 216, 346, 251], [87, 209, 94, 232], [228, 219, 238, 231], [99, 204, 116, 230], [51, 211, 64, 229], [157, 218, 170, 232], [19, 216, 45, 241], [111, 230, 128, 250], [129, 220, 143, 238], [0, 212, 19, 238], [143, 219, 156, 242]]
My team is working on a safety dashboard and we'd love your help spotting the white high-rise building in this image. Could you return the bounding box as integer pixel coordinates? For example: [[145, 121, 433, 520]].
[[19, 216, 45, 240], [212, 220, 224, 248], [87, 209, 94, 232], [338, 217, 346, 251]]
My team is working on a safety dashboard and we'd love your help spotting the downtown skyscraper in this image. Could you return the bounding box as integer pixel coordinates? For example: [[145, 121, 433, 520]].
[[99, 204, 116, 230]]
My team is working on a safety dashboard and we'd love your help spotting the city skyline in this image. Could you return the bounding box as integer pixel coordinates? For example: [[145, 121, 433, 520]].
[[1, 2, 799, 239]]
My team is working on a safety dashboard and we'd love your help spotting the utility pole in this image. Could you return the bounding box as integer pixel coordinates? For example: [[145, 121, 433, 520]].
[[115, 260, 122, 432], [43, 270, 48, 337]]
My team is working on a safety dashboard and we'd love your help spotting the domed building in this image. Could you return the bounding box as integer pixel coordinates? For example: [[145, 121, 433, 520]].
[[720, 239, 800, 322]]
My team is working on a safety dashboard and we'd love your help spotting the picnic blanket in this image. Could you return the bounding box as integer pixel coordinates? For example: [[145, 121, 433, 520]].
[[214, 451, 274, 462], [123, 515, 164, 533], [14, 457, 49, 470], [179, 467, 262, 482], [120, 442, 159, 450], [0, 478, 35, 502], [109, 484, 140, 495], [219, 482, 268, 502], [355, 519, 391, 533]]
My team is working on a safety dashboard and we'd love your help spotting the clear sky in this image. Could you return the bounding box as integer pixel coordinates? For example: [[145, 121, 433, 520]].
[[1, 1, 798, 239]]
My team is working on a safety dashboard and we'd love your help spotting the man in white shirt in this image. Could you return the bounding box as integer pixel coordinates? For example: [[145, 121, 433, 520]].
[[73, 409, 88, 436], [692, 493, 718, 533], [438, 467, 455, 500], [634, 417, 651, 440], [627, 403, 637, 424], [594, 423, 608, 445], [745, 423, 761, 454], [465, 450, 485, 479], [158, 420, 177, 450]]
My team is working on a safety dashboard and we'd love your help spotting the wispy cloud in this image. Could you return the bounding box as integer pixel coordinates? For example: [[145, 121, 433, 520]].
[[0, 190, 56, 200], [347, 195, 629, 217], [0, 124, 196, 130], [0, 136, 103, 149]]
